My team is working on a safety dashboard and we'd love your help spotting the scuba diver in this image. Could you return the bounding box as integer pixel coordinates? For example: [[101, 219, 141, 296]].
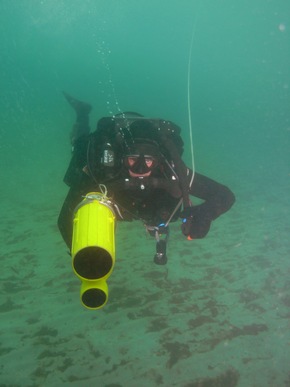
[[58, 92, 235, 265]]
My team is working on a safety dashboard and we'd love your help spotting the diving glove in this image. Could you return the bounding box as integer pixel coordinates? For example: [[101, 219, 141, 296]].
[[180, 205, 212, 239]]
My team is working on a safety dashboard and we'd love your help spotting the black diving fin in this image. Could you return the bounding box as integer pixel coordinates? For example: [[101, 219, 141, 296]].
[[62, 91, 92, 115]]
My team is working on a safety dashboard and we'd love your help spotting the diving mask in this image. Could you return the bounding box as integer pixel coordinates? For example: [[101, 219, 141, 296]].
[[124, 154, 158, 176]]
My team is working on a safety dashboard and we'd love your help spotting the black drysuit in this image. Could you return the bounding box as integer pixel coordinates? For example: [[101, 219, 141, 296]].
[[58, 133, 235, 249]]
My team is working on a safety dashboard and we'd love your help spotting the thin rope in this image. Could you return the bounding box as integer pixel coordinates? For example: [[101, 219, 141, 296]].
[[187, 11, 199, 176]]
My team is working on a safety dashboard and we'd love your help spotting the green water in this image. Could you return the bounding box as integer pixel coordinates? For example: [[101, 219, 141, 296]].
[[0, 1, 289, 386]]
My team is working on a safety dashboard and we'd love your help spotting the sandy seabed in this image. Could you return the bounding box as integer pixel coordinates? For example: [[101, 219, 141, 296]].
[[0, 177, 290, 387]]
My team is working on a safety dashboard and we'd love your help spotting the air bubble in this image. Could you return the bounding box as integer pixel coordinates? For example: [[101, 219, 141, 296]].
[[278, 23, 286, 32]]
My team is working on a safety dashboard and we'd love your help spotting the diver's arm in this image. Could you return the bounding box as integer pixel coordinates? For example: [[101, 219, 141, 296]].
[[57, 188, 85, 249], [189, 172, 235, 218], [181, 170, 235, 238]]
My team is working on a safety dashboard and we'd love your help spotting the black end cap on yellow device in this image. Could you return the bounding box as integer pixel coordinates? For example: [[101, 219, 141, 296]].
[[82, 288, 107, 309]]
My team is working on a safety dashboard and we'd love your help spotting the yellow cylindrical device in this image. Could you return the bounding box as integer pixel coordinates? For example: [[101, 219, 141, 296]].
[[80, 279, 109, 310], [71, 192, 115, 309]]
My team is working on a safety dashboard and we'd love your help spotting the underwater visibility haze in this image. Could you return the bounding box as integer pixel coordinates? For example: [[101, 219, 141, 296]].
[[0, 0, 290, 386]]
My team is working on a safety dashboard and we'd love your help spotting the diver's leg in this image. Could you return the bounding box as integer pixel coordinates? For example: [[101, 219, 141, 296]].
[[63, 91, 92, 145]]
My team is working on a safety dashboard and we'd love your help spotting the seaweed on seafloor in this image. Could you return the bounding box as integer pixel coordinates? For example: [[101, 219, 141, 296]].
[[6, 230, 32, 244], [26, 316, 41, 324], [35, 326, 58, 338], [280, 294, 290, 307], [184, 367, 240, 387], [0, 344, 14, 356], [162, 341, 191, 369], [199, 321, 268, 351], [3, 279, 32, 293], [102, 359, 131, 376], [0, 298, 21, 312], [146, 316, 169, 332], [187, 315, 215, 329], [238, 288, 260, 304]]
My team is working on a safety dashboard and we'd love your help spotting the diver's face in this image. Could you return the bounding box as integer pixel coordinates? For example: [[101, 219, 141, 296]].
[[126, 155, 155, 177]]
